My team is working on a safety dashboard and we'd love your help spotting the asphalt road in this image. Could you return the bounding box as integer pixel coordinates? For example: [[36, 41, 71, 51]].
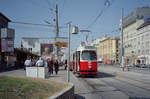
[[75, 65, 150, 99]]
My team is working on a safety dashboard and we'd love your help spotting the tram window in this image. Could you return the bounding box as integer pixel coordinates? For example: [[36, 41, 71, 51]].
[[81, 51, 97, 60]]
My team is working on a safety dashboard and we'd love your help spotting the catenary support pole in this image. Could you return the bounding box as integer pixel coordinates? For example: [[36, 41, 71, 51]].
[[121, 8, 124, 71]]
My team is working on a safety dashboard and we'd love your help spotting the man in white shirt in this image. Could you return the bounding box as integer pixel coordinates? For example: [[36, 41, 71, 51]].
[[36, 57, 44, 67], [24, 57, 32, 70]]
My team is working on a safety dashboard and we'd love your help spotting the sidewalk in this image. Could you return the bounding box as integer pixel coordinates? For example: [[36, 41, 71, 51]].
[[48, 66, 96, 99], [0, 66, 94, 99], [99, 65, 150, 84]]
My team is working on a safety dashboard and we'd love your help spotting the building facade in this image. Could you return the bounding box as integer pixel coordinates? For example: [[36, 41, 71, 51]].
[[0, 12, 11, 69], [22, 37, 67, 60], [22, 37, 55, 57], [97, 36, 120, 64], [136, 19, 150, 65], [122, 6, 150, 66]]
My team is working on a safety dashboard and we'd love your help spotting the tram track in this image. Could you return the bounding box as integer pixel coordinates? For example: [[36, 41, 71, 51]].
[[98, 71, 150, 98], [76, 71, 150, 99], [100, 69, 150, 91], [77, 73, 130, 99]]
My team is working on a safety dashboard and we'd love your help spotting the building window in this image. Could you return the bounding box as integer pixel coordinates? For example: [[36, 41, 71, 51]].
[[116, 50, 118, 52], [142, 35, 144, 40], [146, 41, 149, 48], [146, 49, 149, 55], [146, 33, 149, 39], [142, 50, 145, 55], [138, 50, 140, 54]]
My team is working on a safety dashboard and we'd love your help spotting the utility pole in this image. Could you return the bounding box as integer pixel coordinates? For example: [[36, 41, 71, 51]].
[[121, 8, 124, 71], [67, 23, 71, 82], [55, 4, 59, 59], [56, 4, 59, 37]]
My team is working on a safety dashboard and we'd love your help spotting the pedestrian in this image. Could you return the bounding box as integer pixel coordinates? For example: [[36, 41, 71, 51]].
[[36, 57, 44, 67], [64, 59, 67, 70], [47, 58, 54, 75], [32, 57, 36, 66], [44, 58, 48, 67], [54, 60, 59, 75], [24, 56, 32, 70]]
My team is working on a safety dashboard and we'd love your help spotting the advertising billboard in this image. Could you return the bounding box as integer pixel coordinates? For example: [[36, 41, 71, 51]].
[[40, 44, 53, 56], [1, 39, 14, 52]]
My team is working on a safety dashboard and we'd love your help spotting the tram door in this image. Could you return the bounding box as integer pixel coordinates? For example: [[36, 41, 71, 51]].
[[76, 51, 80, 72], [72, 53, 75, 70]]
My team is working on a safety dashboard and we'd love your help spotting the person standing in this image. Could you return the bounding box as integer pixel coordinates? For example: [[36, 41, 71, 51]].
[[54, 60, 59, 75], [36, 57, 44, 67], [47, 58, 54, 75], [64, 59, 67, 70], [32, 57, 36, 66], [24, 57, 32, 70]]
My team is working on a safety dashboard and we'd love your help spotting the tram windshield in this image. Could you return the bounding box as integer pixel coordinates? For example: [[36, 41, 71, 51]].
[[81, 51, 97, 60]]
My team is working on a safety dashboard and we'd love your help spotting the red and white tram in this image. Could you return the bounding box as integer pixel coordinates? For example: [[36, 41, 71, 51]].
[[70, 45, 98, 75]]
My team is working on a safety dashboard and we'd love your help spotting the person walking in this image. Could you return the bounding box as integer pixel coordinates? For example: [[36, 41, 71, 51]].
[[54, 60, 59, 75], [24, 57, 32, 70]]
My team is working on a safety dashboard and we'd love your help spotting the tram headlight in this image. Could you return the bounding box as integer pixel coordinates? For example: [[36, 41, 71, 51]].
[[88, 65, 92, 69]]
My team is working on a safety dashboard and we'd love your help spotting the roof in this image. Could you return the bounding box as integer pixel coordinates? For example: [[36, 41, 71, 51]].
[[137, 20, 150, 30], [76, 45, 96, 51], [22, 37, 68, 39], [100, 36, 120, 42], [0, 12, 11, 22]]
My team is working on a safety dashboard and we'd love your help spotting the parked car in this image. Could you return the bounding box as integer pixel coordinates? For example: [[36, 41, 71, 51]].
[[135, 64, 140, 67], [146, 64, 150, 68], [140, 64, 146, 68], [98, 61, 103, 65]]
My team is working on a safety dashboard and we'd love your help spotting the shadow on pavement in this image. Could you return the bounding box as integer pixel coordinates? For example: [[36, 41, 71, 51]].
[[97, 72, 115, 78], [129, 97, 150, 99], [0, 66, 23, 73], [74, 94, 85, 99], [80, 72, 115, 78], [47, 75, 61, 78]]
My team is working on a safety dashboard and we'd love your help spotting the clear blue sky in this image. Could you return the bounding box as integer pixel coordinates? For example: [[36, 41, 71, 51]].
[[0, 0, 150, 50]]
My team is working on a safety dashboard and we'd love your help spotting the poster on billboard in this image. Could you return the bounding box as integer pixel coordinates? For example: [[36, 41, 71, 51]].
[[40, 44, 53, 56], [1, 39, 14, 52]]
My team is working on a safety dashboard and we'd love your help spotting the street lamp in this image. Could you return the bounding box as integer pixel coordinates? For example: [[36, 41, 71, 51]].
[[67, 23, 79, 82], [67, 24, 92, 82]]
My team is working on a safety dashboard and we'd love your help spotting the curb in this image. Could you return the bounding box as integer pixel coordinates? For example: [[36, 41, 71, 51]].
[[48, 83, 74, 99]]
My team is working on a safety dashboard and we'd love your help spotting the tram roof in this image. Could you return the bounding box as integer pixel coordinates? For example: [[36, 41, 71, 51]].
[[76, 45, 96, 51]]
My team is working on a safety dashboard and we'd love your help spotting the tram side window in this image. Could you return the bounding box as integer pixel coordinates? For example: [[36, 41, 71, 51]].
[[82, 51, 97, 60]]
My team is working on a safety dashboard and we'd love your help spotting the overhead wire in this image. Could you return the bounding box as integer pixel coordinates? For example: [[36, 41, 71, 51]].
[[10, 21, 55, 27], [60, 0, 66, 21], [45, 0, 55, 11], [93, 28, 120, 38], [87, 0, 115, 29], [24, 0, 49, 10]]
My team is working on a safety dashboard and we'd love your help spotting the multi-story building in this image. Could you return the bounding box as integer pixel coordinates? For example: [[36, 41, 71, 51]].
[[22, 37, 67, 59], [22, 37, 55, 57], [122, 6, 150, 66], [97, 36, 120, 64], [90, 38, 101, 47], [0, 12, 11, 68], [136, 18, 150, 65]]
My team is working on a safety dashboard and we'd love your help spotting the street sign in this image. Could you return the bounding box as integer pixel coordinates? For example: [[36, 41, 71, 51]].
[[54, 42, 68, 47]]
